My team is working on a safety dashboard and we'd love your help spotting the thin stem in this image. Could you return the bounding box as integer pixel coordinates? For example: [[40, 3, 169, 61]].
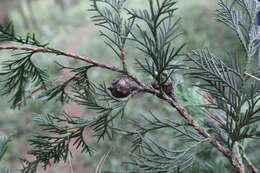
[[240, 144, 259, 173], [244, 154, 259, 173], [0, 45, 124, 72], [0, 45, 144, 87], [120, 49, 127, 71], [245, 72, 260, 82], [245, 54, 253, 74]]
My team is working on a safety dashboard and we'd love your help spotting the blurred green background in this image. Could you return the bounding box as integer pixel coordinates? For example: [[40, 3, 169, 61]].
[[0, 0, 256, 173]]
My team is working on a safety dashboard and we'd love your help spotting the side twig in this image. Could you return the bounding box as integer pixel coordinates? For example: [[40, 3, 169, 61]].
[[0, 45, 145, 87]]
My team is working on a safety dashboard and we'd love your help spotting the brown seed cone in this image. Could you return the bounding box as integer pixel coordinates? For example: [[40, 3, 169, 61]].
[[152, 81, 173, 96], [162, 81, 173, 95], [108, 77, 137, 98], [152, 81, 159, 89]]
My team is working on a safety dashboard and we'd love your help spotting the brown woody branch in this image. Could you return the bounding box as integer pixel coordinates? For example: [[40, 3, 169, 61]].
[[240, 145, 259, 173], [245, 155, 259, 173], [0, 45, 257, 173], [0, 45, 145, 87], [0, 45, 123, 71], [142, 87, 246, 173]]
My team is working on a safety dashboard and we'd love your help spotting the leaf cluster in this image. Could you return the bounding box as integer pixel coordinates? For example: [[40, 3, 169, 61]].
[[217, 0, 259, 59], [74, 82, 128, 141], [188, 0, 260, 148], [20, 113, 95, 173], [0, 136, 11, 173], [89, 0, 134, 70], [38, 63, 96, 103], [0, 23, 48, 47], [0, 24, 49, 108], [122, 113, 202, 172], [0, 52, 48, 108], [21, 81, 129, 172], [127, 0, 184, 85]]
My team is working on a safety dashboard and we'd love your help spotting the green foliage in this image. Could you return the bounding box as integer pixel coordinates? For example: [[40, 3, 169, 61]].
[[0, 136, 10, 161], [0, 23, 48, 47], [38, 64, 96, 103], [20, 75, 129, 171], [187, 0, 260, 150], [0, 136, 11, 173], [74, 83, 128, 141], [0, 24, 49, 108], [20, 113, 95, 172], [115, 113, 202, 172], [126, 0, 184, 84], [217, 0, 259, 59], [0, 51, 48, 108], [89, 0, 134, 63]]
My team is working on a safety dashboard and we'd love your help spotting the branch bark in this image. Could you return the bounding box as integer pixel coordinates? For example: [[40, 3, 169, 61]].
[[0, 45, 145, 87], [144, 87, 247, 173], [0, 45, 125, 72], [241, 146, 259, 173]]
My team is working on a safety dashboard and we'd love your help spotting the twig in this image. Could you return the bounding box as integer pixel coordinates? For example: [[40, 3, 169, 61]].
[[95, 150, 111, 173], [0, 45, 145, 87], [120, 50, 127, 71], [243, 153, 259, 173], [67, 137, 74, 173], [239, 144, 259, 173], [0, 45, 124, 72], [245, 72, 260, 82]]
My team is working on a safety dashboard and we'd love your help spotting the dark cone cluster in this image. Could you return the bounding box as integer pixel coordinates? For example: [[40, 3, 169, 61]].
[[108, 77, 137, 98], [152, 81, 173, 96]]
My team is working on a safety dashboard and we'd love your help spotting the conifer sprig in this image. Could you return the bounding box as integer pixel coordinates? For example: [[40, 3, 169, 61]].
[[73, 83, 128, 142], [126, 0, 184, 84], [89, 0, 135, 70], [129, 135, 196, 173], [0, 136, 10, 161], [38, 64, 96, 103], [217, 0, 259, 71], [187, 49, 260, 148], [187, 0, 259, 172], [0, 51, 48, 108], [0, 23, 48, 47], [20, 113, 95, 173], [0, 0, 259, 172], [0, 136, 11, 173]]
